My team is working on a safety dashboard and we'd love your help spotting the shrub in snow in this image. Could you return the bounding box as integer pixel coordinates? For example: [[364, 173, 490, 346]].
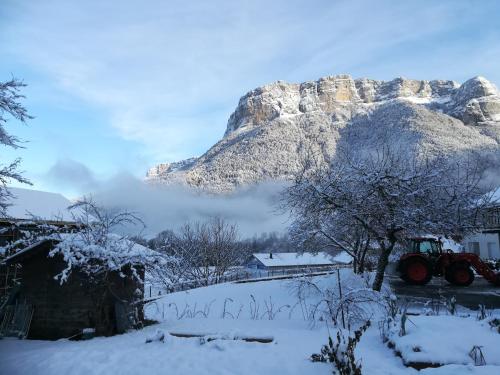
[[379, 294, 412, 341], [145, 329, 166, 343], [477, 305, 490, 321], [168, 301, 215, 320], [444, 296, 457, 316], [399, 308, 408, 337], [468, 345, 487, 366], [489, 318, 500, 333], [311, 320, 371, 375], [291, 271, 383, 327], [261, 296, 291, 320], [385, 294, 398, 320]]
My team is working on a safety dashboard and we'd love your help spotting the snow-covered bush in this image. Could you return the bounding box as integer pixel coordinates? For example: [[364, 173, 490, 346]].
[[45, 198, 177, 285], [489, 318, 500, 333], [379, 294, 410, 342], [290, 270, 382, 327], [445, 296, 457, 316], [311, 320, 371, 375], [477, 305, 490, 321]]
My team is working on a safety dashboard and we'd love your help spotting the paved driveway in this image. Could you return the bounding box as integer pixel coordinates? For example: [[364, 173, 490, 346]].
[[387, 274, 500, 310]]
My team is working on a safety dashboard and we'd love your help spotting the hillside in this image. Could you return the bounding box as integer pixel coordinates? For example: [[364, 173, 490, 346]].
[[147, 75, 500, 192]]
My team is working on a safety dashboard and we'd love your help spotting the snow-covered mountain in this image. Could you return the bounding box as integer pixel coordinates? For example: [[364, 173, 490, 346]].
[[147, 75, 500, 192]]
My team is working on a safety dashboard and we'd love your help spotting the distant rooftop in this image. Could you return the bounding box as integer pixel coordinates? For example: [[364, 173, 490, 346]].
[[251, 251, 350, 268], [4, 187, 75, 222]]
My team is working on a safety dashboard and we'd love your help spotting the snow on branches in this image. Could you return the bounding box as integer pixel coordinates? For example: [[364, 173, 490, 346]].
[[48, 232, 173, 285], [0, 78, 33, 215], [48, 198, 178, 284], [283, 142, 497, 291], [5, 198, 178, 285]]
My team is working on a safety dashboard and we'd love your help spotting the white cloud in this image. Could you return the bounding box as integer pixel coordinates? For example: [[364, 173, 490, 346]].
[[95, 175, 289, 238], [38, 158, 288, 237]]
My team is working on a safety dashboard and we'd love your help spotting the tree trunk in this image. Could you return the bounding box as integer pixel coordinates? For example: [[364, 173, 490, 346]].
[[352, 255, 358, 274], [358, 239, 370, 273], [372, 245, 393, 291]]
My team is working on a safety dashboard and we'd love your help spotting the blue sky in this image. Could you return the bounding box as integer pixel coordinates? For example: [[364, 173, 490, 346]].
[[1, 0, 500, 197]]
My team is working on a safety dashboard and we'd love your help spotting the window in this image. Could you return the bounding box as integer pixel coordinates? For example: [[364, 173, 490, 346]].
[[487, 242, 497, 259], [468, 242, 480, 256], [419, 241, 439, 254]]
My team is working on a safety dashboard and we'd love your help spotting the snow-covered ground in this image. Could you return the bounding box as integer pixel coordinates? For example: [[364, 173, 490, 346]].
[[388, 315, 500, 367], [1, 270, 499, 375]]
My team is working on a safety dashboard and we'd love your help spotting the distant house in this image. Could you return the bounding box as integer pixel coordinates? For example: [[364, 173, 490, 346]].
[[1, 235, 148, 340], [246, 251, 350, 273], [463, 205, 500, 259]]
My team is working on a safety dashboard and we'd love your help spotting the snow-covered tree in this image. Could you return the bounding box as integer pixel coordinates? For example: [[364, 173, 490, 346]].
[[284, 144, 495, 291], [0, 78, 33, 215]]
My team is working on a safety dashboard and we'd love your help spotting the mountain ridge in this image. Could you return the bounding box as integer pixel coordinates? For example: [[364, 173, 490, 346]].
[[147, 74, 500, 192]]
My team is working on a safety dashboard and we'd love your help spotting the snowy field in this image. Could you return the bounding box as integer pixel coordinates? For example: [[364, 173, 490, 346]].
[[1, 270, 499, 375]]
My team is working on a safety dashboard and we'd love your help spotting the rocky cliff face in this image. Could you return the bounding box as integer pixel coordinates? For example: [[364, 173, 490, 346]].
[[147, 75, 500, 192]]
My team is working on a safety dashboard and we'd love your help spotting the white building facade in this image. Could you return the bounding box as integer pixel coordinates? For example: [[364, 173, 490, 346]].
[[463, 206, 500, 259]]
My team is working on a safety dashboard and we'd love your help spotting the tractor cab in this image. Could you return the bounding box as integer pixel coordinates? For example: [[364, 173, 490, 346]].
[[409, 237, 443, 256]]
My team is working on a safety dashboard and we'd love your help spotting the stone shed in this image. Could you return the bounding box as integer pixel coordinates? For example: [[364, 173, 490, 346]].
[[3, 238, 146, 340]]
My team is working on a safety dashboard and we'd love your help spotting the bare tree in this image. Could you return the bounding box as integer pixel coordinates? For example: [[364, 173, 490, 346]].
[[165, 217, 248, 286], [284, 145, 495, 291], [0, 78, 33, 215]]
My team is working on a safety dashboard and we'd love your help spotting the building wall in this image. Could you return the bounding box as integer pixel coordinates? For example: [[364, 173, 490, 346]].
[[16, 250, 143, 340], [463, 231, 500, 259], [245, 258, 265, 270]]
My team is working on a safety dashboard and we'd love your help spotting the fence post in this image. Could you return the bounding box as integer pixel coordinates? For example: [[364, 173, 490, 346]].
[[337, 268, 346, 329]]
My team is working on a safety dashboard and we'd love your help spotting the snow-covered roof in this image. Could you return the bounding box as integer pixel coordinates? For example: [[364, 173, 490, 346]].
[[331, 251, 353, 264], [5, 187, 76, 222], [4, 232, 162, 267], [491, 187, 500, 204], [251, 252, 350, 267]]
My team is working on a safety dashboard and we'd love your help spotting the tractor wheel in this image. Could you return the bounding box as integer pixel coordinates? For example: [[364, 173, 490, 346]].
[[401, 258, 432, 285], [446, 263, 474, 287]]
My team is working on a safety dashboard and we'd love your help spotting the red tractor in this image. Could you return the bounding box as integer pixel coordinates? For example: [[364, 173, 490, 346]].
[[397, 237, 500, 286]]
